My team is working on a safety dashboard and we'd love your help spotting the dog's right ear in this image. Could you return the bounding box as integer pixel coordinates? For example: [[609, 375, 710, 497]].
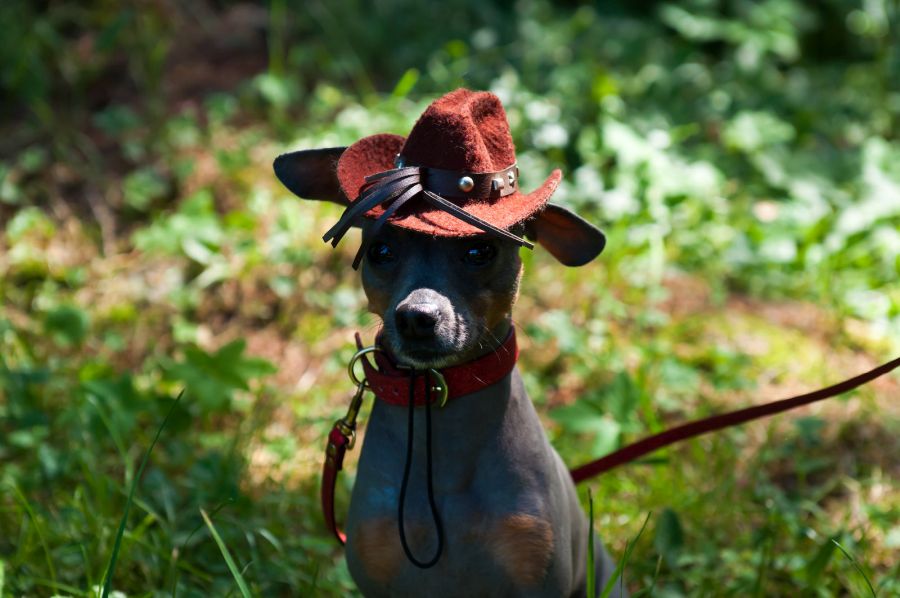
[[273, 147, 349, 206]]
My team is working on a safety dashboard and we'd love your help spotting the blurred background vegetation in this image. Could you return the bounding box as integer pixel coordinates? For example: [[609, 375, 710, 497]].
[[1, 0, 898, 595]]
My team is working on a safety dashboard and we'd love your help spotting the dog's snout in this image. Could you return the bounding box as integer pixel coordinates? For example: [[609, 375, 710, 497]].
[[395, 303, 440, 340]]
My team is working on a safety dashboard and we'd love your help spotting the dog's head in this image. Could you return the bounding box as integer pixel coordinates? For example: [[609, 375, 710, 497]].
[[275, 147, 605, 368]]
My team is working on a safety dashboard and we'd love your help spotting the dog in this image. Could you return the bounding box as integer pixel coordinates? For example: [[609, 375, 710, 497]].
[[275, 89, 626, 597]]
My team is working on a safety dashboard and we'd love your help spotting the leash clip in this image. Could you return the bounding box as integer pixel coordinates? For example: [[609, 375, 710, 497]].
[[334, 345, 386, 452], [348, 346, 383, 386], [335, 380, 367, 450], [350, 344, 449, 407]]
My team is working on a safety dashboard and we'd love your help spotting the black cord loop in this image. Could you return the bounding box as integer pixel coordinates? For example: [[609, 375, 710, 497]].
[[397, 370, 445, 568]]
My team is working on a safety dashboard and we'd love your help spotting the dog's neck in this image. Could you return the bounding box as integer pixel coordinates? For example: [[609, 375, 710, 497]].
[[362, 321, 518, 410], [358, 362, 531, 498]]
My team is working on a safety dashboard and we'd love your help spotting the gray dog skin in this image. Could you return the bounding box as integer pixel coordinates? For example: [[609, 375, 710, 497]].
[[274, 148, 626, 598]]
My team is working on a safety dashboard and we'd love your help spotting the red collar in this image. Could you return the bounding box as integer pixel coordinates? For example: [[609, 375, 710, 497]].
[[355, 328, 518, 406]]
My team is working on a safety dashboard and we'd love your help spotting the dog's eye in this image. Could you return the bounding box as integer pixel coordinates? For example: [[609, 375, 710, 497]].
[[462, 243, 497, 266], [367, 241, 395, 265]]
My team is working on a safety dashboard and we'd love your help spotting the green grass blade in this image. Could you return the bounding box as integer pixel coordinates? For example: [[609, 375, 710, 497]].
[[600, 512, 651, 598], [101, 390, 183, 598], [831, 538, 877, 598], [200, 509, 252, 598], [587, 488, 596, 598], [11, 483, 57, 583], [171, 498, 235, 597], [27, 577, 88, 596]]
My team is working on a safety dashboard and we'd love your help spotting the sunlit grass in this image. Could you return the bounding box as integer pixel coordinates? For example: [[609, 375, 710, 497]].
[[1, 0, 898, 595]]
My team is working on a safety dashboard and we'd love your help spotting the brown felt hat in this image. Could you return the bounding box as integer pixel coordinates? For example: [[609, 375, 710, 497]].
[[274, 88, 607, 270], [333, 88, 562, 238]]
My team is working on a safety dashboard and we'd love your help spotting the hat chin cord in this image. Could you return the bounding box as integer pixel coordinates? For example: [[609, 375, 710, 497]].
[[321, 165, 534, 269], [397, 369, 444, 568]]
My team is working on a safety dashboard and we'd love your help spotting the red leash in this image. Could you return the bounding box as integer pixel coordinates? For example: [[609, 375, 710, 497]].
[[570, 355, 900, 482], [323, 343, 900, 545]]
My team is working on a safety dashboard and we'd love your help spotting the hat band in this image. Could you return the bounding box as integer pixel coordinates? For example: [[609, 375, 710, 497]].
[[395, 157, 519, 200]]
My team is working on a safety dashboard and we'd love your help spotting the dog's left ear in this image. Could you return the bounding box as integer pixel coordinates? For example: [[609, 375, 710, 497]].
[[526, 204, 606, 267], [273, 147, 349, 206]]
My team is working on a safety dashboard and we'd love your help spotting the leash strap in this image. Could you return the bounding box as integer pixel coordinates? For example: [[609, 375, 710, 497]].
[[323, 350, 900, 546], [322, 425, 350, 544], [569, 355, 900, 483], [321, 370, 448, 555]]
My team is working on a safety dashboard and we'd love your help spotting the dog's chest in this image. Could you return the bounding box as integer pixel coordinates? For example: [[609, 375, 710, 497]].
[[346, 493, 561, 596], [343, 377, 576, 596]]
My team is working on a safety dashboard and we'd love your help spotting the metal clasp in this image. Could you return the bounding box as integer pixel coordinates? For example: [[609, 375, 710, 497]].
[[348, 346, 384, 386], [334, 381, 366, 450], [347, 344, 449, 408]]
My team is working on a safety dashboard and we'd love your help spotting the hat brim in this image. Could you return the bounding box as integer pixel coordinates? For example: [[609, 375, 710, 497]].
[[336, 133, 561, 237]]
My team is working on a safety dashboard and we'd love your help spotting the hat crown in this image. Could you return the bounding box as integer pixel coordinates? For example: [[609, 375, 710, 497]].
[[400, 89, 516, 173]]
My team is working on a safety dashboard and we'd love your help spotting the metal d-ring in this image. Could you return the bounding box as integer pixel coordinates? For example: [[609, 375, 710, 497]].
[[348, 346, 384, 387]]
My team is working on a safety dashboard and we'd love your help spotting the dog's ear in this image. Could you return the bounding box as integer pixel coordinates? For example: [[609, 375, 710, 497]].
[[526, 204, 606, 267], [273, 147, 349, 206]]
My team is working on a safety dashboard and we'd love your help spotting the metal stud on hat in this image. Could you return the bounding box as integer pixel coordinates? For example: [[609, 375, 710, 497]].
[[457, 176, 475, 193]]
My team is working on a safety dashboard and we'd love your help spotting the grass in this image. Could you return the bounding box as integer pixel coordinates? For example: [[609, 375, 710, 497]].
[[200, 509, 252, 598], [1, 0, 899, 595], [101, 391, 182, 598], [832, 539, 877, 598], [600, 512, 651, 598]]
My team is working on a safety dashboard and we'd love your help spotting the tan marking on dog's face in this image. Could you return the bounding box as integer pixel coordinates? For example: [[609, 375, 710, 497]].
[[351, 518, 404, 585], [488, 513, 554, 587], [365, 286, 391, 317], [476, 262, 522, 331]]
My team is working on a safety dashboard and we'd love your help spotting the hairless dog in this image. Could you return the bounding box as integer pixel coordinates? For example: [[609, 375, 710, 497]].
[[275, 89, 627, 597]]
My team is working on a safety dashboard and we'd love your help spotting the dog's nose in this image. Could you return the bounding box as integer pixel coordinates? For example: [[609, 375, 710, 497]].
[[395, 303, 440, 340]]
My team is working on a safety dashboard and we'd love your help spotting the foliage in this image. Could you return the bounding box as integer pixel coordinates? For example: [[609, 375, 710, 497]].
[[1, 0, 898, 595]]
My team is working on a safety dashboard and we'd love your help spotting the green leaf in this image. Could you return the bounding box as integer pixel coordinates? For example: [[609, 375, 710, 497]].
[[551, 403, 621, 456], [392, 68, 419, 98], [43, 305, 90, 347], [123, 167, 169, 211], [133, 188, 224, 258], [606, 372, 641, 422], [164, 341, 275, 412], [6, 206, 55, 241], [653, 508, 684, 568], [804, 535, 837, 587], [723, 111, 796, 154]]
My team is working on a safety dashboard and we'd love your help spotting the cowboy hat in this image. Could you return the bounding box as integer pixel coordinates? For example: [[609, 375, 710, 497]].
[[274, 88, 605, 267]]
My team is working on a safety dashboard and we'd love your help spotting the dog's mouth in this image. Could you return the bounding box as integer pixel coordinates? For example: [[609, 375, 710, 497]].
[[379, 298, 481, 369], [384, 338, 461, 370]]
